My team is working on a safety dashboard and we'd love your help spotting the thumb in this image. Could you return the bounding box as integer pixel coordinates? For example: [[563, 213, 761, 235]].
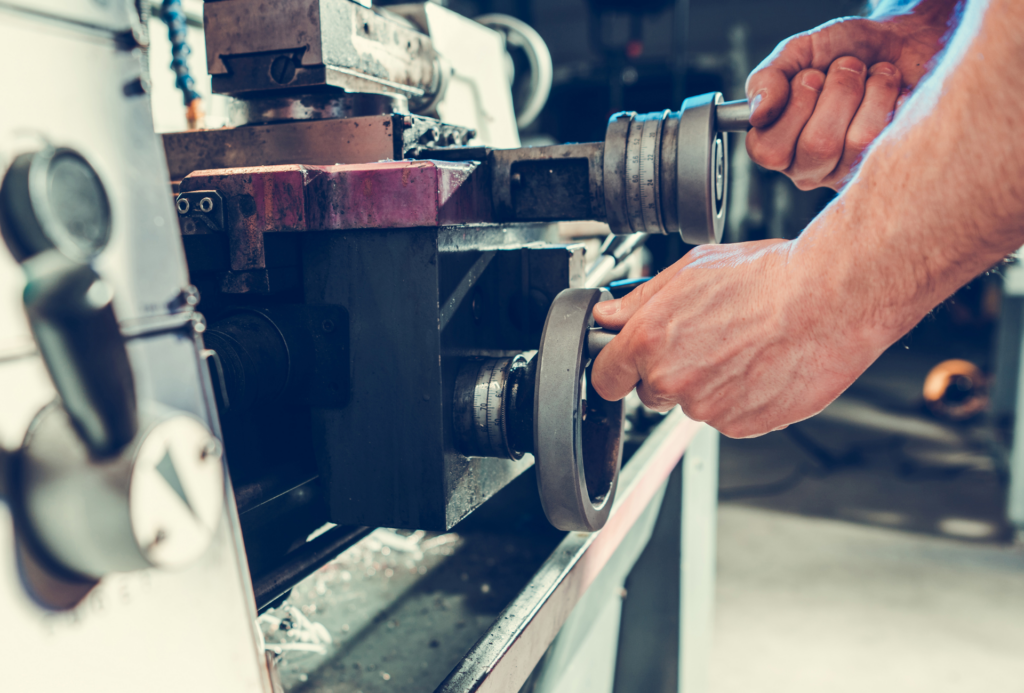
[[592, 266, 677, 330], [746, 18, 898, 127]]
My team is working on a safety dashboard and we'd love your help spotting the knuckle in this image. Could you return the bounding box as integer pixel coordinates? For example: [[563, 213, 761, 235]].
[[746, 137, 791, 171], [629, 322, 658, 354], [636, 384, 667, 411], [798, 132, 841, 165], [790, 175, 822, 191], [685, 401, 712, 424], [643, 375, 669, 401], [845, 130, 876, 155], [591, 372, 614, 400], [718, 423, 745, 439]]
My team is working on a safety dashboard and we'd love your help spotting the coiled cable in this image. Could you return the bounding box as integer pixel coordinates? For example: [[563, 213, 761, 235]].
[[160, 0, 204, 128]]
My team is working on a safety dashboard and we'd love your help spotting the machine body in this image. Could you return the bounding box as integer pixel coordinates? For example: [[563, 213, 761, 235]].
[[158, 0, 747, 592]]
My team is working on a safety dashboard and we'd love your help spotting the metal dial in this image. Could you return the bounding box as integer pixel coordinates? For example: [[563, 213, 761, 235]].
[[20, 405, 225, 580], [453, 356, 527, 460], [639, 112, 666, 233], [602, 92, 728, 243], [624, 115, 645, 234], [474, 358, 510, 458]]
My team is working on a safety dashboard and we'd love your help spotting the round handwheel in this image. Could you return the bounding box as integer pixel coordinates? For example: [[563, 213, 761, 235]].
[[533, 288, 624, 531]]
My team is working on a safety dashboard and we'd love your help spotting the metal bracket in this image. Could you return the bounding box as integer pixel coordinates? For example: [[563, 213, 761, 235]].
[[175, 189, 225, 234]]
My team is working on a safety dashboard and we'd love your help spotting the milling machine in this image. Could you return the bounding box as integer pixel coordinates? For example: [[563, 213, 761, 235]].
[[162, 0, 749, 610], [0, 1, 747, 690]]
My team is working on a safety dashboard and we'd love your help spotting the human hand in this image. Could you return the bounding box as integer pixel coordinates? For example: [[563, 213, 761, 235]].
[[589, 240, 887, 438], [745, 0, 959, 191]]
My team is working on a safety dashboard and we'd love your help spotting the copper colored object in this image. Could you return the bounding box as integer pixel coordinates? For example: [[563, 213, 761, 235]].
[[923, 359, 988, 421]]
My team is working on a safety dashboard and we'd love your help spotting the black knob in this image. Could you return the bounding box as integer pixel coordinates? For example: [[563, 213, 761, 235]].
[[0, 147, 111, 262]]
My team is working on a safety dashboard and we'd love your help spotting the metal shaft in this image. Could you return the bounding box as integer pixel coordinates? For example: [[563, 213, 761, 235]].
[[584, 233, 650, 288], [715, 99, 751, 132], [587, 327, 617, 358]]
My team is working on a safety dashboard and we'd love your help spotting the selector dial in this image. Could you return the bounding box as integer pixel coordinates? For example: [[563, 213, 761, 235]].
[[19, 405, 225, 580]]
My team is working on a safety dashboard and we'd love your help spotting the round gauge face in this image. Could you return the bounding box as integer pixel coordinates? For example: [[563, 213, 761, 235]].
[[0, 147, 112, 262], [44, 151, 111, 260]]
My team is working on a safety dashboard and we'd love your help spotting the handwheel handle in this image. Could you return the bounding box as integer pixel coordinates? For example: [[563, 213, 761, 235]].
[[533, 288, 624, 532]]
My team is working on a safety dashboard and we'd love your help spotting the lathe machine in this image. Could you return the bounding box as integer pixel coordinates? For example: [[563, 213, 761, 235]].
[[0, 1, 747, 691]]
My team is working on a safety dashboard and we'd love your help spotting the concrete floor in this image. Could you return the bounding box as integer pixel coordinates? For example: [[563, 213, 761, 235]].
[[710, 417, 1024, 693], [710, 504, 1024, 693]]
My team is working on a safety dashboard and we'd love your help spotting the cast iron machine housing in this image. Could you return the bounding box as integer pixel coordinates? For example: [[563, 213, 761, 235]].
[[165, 0, 750, 600]]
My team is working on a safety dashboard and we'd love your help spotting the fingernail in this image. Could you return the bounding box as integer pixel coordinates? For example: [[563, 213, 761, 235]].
[[801, 71, 824, 92], [748, 90, 765, 119], [593, 301, 619, 317], [871, 63, 897, 78]]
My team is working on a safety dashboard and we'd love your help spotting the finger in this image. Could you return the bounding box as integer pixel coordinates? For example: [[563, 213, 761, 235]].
[[788, 56, 867, 189], [745, 68, 825, 172], [746, 18, 899, 127], [635, 381, 675, 413], [823, 62, 901, 189], [590, 325, 644, 402], [592, 268, 676, 330]]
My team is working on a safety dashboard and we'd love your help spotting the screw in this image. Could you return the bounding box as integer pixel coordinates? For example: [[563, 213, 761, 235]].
[[181, 285, 200, 307], [269, 55, 297, 85], [176, 197, 190, 214], [199, 196, 214, 213], [321, 319, 335, 333]]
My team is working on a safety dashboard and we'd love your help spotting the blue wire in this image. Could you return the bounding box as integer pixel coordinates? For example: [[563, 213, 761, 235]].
[[160, 0, 202, 106]]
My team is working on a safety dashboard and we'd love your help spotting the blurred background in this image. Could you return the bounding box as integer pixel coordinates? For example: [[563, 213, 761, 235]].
[[144, 1, 1024, 691]]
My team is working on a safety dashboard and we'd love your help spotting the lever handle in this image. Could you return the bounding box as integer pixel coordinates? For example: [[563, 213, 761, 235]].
[[22, 251, 137, 456], [585, 275, 657, 358], [587, 327, 617, 359], [716, 99, 752, 132]]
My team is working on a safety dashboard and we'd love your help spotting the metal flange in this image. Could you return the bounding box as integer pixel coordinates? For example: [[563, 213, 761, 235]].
[[534, 288, 624, 532], [677, 91, 727, 245]]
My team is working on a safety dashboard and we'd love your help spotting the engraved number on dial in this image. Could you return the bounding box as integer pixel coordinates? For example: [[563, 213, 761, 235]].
[[473, 359, 507, 455], [639, 115, 665, 233]]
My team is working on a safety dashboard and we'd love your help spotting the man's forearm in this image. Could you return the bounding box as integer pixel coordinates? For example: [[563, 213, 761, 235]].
[[791, 0, 1024, 352], [870, 0, 959, 20]]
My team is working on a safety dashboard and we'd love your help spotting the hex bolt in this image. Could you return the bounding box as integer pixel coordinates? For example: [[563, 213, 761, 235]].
[[199, 197, 214, 213], [176, 197, 190, 214]]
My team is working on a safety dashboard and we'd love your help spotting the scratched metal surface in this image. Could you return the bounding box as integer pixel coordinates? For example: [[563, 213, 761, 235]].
[[261, 478, 564, 693]]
